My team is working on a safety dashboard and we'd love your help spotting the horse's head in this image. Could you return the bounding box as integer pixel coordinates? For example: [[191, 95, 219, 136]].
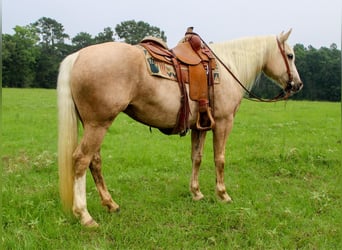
[[263, 29, 303, 96]]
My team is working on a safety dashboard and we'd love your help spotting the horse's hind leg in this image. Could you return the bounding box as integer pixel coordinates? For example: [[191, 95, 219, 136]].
[[89, 151, 120, 212], [190, 130, 207, 200], [72, 125, 108, 227]]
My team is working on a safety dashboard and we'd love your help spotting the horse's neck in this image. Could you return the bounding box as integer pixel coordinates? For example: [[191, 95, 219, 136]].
[[211, 36, 275, 90]]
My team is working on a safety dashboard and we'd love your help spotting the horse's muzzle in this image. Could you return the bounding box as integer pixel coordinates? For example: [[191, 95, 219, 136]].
[[285, 81, 303, 96]]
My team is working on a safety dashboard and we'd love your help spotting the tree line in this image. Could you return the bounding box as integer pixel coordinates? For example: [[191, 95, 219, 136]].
[[2, 17, 340, 101], [2, 17, 166, 89]]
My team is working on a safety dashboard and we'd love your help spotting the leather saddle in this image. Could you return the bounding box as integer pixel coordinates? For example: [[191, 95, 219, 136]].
[[139, 28, 216, 135]]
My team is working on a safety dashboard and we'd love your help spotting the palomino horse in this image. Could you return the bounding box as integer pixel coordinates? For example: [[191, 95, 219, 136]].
[[57, 29, 303, 227]]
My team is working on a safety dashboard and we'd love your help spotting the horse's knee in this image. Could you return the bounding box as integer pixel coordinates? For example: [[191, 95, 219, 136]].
[[214, 155, 225, 168], [192, 154, 202, 166]]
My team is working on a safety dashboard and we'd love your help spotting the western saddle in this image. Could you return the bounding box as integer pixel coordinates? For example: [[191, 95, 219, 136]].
[[139, 27, 217, 136]]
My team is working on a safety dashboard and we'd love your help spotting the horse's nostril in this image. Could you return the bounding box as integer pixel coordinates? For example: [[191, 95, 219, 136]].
[[299, 82, 303, 89], [296, 82, 303, 91]]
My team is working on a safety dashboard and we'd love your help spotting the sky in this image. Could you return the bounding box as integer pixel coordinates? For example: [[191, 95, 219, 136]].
[[2, 0, 341, 48]]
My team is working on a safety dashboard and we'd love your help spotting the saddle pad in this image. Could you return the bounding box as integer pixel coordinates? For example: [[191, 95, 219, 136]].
[[139, 46, 178, 81], [138, 45, 220, 84]]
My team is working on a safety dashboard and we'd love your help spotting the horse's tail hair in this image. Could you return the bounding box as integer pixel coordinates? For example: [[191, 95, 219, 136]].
[[57, 52, 79, 212]]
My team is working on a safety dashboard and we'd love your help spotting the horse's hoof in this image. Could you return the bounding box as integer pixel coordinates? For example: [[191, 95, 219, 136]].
[[192, 193, 204, 201], [216, 190, 232, 203], [83, 219, 99, 228], [109, 206, 120, 213], [103, 200, 120, 213], [220, 193, 233, 203], [222, 197, 233, 203]]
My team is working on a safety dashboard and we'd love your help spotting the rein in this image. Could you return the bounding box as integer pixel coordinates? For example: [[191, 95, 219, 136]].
[[186, 31, 293, 102]]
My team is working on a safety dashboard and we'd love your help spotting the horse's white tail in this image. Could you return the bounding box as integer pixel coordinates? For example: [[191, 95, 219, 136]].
[[57, 52, 79, 212]]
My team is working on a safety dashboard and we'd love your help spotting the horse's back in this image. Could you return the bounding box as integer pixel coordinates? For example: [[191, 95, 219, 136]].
[[72, 42, 145, 86]]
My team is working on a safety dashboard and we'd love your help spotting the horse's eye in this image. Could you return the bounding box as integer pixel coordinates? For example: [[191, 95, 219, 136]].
[[287, 54, 294, 60]]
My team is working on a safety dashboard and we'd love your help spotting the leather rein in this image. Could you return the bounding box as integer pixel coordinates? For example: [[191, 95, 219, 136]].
[[187, 32, 294, 102]]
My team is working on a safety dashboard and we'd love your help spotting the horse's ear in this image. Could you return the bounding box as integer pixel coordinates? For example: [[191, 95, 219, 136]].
[[278, 29, 292, 43]]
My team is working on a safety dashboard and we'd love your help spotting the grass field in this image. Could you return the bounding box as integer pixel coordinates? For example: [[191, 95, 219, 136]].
[[2, 88, 341, 249]]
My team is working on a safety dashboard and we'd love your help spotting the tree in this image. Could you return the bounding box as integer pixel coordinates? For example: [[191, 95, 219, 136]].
[[94, 27, 115, 44], [72, 32, 94, 50], [33, 17, 69, 47], [2, 25, 39, 87], [71, 28, 115, 51], [115, 20, 167, 45], [292, 43, 341, 101], [32, 17, 70, 88]]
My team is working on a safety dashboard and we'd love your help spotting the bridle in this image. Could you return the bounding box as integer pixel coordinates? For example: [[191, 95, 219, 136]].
[[276, 37, 294, 94], [188, 32, 295, 102]]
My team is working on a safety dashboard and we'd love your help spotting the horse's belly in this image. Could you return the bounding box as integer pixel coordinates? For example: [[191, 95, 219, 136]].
[[124, 87, 197, 129], [124, 102, 180, 129]]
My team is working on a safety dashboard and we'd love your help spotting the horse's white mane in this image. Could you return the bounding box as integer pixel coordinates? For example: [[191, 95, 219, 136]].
[[210, 35, 277, 90]]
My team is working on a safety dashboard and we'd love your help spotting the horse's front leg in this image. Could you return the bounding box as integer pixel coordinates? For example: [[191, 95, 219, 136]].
[[213, 118, 234, 202], [190, 129, 207, 200]]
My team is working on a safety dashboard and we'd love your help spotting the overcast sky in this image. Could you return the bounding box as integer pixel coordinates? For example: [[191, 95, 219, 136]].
[[2, 0, 341, 48]]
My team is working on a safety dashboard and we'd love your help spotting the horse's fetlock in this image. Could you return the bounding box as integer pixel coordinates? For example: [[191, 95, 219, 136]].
[[216, 184, 227, 194]]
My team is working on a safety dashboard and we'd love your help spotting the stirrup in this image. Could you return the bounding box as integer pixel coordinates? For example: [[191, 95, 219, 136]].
[[196, 106, 215, 131]]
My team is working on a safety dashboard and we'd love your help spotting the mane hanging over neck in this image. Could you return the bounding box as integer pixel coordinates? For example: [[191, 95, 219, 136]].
[[210, 35, 277, 90]]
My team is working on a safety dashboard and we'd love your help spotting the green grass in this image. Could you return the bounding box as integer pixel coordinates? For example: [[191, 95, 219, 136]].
[[2, 88, 341, 249]]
